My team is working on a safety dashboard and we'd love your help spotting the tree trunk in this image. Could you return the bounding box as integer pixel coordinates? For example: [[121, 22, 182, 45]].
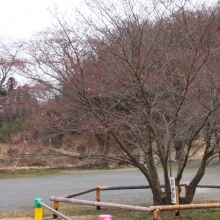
[[184, 160, 207, 204], [140, 152, 165, 205]]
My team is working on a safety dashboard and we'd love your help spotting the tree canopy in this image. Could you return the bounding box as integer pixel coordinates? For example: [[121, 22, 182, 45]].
[[16, 0, 220, 205]]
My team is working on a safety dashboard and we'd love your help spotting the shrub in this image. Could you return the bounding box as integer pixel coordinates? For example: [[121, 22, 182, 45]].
[[0, 119, 24, 143]]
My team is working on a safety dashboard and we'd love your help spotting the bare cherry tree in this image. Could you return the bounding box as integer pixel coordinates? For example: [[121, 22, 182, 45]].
[[24, 0, 220, 205]]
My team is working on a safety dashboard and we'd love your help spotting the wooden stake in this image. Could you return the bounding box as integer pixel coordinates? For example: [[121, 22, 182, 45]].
[[96, 186, 101, 210], [53, 201, 59, 219], [175, 184, 180, 216], [184, 182, 189, 197], [153, 209, 161, 220]]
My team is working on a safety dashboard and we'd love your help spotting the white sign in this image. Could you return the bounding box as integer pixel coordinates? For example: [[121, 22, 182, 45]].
[[170, 177, 176, 203]]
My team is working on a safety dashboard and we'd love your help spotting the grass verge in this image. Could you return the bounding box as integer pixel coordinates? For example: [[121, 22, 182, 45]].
[[0, 167, 115, 179], [1, 201, 220, 220], [0, 168, 68, 179]]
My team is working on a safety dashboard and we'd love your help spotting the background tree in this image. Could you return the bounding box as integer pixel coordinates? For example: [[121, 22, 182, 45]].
[[0, 39, 29, 142], [0, 39, 23, 96], [0, 84, 40, 143], [24, 0, 220, 205]]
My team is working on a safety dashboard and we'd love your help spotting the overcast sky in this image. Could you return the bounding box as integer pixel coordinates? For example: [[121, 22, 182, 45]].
[[0, 0, 83, 39]]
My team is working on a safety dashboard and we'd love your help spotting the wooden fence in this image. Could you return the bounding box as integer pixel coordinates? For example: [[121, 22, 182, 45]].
[[48, 183, 220, 219]]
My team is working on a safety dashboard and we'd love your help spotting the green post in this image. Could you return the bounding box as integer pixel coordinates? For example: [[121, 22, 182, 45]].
[[34, 198, 43, 220]]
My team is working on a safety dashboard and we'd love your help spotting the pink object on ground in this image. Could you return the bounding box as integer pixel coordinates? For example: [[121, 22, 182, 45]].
[[98, 214, 112, 220]]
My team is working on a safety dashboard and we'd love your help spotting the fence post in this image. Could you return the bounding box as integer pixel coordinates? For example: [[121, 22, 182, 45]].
[[153, 209, 161, 220], [34, 198, 43, 220], [175, 178, 180, 216], [96, 186, 101, 210], [184, 182, 190, 197], [53, 201, 59, 219]]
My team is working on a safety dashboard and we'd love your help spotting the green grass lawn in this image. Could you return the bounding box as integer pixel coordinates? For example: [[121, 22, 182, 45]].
[[53, 203, 220, 220], [1, 202, 220, 219]]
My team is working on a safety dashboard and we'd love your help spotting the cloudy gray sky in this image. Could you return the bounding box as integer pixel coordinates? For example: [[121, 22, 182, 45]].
[[0, 0, 82, 39]]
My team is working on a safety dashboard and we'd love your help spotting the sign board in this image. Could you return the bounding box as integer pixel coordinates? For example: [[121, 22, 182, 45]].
[[170, 177, 176, 203]]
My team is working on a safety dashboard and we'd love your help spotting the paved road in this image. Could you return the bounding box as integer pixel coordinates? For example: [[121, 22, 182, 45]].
[[1, 166, 220, 211]]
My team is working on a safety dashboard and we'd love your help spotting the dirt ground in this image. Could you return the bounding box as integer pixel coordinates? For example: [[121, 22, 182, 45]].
[[0, 139, 213, 170]]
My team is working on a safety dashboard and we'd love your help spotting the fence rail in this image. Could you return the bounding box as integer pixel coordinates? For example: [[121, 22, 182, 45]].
[[39, 202, 71, 220], [150, 203, 220, 211], [50, 196, 151, 212], [34, 198, 71, 220], [63, 187, 97, 198]]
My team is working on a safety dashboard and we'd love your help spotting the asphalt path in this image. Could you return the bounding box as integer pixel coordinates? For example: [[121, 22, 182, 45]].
[[1, 166, 220, 212]]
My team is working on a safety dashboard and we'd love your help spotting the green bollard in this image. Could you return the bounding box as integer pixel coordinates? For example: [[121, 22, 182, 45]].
[[34, 198, 43, 220]]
